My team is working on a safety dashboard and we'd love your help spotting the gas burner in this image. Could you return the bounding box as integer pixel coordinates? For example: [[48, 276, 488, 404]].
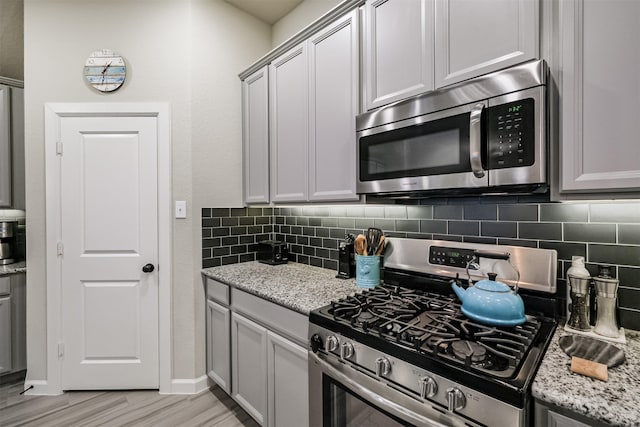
[[451, 340, 487, 363], [356, 311, 376, 323]]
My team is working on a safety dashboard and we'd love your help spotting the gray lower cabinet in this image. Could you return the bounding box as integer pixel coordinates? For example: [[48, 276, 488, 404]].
[[0, 294, 11, 374], [205, 299, 230, 393], [204, 276, 310, 426], [0, 273, 25, 377], [558, 0, 640, 194], [534, 400, 603, 427], [267, 331, 308, 427], [231, 312, 268, 425]]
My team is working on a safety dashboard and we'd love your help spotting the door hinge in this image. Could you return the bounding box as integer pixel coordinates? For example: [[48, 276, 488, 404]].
[[57, 242, 64, 256], [56, 141, 63, 155], [58, 342, 64, 358]]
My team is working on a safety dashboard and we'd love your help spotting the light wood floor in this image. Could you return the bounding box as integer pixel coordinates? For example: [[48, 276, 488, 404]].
[[0, 380, 259, 427]]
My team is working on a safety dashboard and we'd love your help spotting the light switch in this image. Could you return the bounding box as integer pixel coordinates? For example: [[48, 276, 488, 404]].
[[175, 200, 187, 219]]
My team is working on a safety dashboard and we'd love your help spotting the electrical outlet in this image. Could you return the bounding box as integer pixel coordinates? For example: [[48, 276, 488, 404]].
[[175, 201, 187, 219]]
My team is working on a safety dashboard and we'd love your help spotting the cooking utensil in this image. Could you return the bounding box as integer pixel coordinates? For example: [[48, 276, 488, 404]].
[[558, 335, 626, 368], [375, 236, 386, 255], [354, 234, 367, 256], [451, 272, 526, 326], [366, 227, 383, 256]]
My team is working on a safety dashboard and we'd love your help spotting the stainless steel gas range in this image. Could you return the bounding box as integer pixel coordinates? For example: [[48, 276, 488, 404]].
[[308, 238, 558, 427]]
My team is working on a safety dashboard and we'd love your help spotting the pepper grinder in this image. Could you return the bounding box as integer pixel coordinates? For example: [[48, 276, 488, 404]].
[[593, 266, 620, 338], [567, 274, 592, 331]]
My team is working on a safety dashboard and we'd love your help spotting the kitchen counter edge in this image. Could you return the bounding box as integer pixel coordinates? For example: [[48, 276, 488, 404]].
[[0, 261, 26, 276], [202, 261, 360, 315], [532, 327, 640, 426]]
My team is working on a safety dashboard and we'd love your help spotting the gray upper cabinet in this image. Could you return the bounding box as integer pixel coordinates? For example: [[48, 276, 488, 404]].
[[364, 0, 434, 110], [435, 0, 539, 88], [559, 0, 640, 193], [269, 43, 309, 203], [242, 66, 270, 204], [0, 85, 11, 207], [308, 10, 359, 201]]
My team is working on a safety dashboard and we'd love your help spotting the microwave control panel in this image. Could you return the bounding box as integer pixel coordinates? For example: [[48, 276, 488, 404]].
[[487, 97, 535, 169]]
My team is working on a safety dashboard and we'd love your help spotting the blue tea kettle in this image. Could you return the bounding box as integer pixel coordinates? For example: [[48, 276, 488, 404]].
[[451, 272, 526, 327]]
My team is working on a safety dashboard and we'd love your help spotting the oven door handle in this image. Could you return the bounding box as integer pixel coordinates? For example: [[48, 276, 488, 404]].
[[469, 103, 485, 178], [310, 352, 453, 427]]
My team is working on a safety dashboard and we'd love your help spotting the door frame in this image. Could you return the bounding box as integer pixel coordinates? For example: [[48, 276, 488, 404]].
[[42, 103, 172, 395]]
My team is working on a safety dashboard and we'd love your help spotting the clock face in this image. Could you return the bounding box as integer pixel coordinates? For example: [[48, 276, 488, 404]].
[[84, 49, 126, 93]]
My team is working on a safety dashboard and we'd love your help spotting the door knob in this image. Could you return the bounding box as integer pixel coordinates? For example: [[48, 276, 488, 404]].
[[142, 263, 155, 273]]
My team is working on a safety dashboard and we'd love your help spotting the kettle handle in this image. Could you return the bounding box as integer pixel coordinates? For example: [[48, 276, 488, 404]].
[[466, 251, 521, 294]]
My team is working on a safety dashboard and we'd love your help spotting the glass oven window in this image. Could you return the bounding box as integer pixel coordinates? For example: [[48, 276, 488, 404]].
[[359, 112, 472, 182], [323, 376, 415, 427]]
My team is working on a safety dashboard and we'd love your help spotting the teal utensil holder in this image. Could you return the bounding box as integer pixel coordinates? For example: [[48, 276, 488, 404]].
[[356, 255, 380, 288]]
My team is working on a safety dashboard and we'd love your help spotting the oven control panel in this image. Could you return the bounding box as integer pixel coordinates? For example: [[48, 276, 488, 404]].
[[429, 246, 475, 268]]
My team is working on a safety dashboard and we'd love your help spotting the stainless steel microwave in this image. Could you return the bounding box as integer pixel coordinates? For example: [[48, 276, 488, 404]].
[[356, 60, 548, 197]]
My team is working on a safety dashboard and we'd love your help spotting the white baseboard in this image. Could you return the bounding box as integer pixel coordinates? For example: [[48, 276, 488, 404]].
[[23, 380, 63, 396], [165, 375, 209, 395]]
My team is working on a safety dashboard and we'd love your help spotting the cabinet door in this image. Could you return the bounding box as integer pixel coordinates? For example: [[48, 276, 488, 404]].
[[206, 299, 230, 393], [435, 0, 538, 88], [269, 43, 309, 203], [10, 273, 26, 372], [242, 66, 270, 204], [11, 87, 24, 210], [267, 332, 308, 427], [0, 296, 12, 374], [559, 0, 640, 192], [231, 312, 267, 425], [364, 0, 434, 110], [0, 85, 11, 207], [308, 10, 359, 202]]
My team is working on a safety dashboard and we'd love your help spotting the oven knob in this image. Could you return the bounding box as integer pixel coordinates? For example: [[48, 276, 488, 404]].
[[419, 376, 438, 398], [446, 387, 466, 412], [340, 342, 354, 359], [375, 357, 391, 377], [326, 335, 339, 353], [310, 334, 323, 354]]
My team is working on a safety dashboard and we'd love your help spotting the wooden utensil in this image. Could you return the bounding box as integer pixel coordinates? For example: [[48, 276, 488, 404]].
[[571, 356, 608, 381], [355, 234, 367, 256]]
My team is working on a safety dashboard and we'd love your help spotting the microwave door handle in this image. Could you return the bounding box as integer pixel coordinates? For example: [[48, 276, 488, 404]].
[[469, 103, 485, 178]]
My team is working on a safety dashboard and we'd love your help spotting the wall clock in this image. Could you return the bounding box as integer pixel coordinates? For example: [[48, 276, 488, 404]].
[[84, 49, 126, 93]]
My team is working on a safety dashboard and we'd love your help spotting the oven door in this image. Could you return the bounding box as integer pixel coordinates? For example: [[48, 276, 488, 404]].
[[309, 352, 474, 427], [356, 102, 488, 195]]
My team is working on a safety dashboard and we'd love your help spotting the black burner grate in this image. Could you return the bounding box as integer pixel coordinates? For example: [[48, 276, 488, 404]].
[[328, 284, 541, 378]]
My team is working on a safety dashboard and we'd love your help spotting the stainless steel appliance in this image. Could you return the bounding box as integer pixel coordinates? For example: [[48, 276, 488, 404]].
[[356, 60, 548, 197], [309, 238, 558, 426], [0, 221, 17, 265]]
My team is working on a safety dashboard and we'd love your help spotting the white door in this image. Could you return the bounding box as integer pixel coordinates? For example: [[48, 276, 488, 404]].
[[59, 115, 159, 390]]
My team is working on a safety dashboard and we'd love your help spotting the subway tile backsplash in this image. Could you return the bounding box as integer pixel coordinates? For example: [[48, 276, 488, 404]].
[[202, 201, 640, 330]]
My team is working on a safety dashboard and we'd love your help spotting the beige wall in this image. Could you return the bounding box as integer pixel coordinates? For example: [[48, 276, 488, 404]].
[[272, 0, 342, 47], [0, 0, 24, 80], [24, 0, 270, 384]]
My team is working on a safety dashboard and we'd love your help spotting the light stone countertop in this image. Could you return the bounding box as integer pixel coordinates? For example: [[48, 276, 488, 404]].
[[0, 261, 26, 276], [532, 327, 640, 426], [202, 261, 361, 315]]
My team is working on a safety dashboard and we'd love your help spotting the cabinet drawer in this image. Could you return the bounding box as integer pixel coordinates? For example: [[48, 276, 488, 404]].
[[206, 278, 229, 306], [232, 288, 308, 346], [0, 276, 9, 296]]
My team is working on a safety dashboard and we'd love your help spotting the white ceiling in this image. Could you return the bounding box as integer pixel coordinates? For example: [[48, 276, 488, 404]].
[[224, 0, 304, 25]]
